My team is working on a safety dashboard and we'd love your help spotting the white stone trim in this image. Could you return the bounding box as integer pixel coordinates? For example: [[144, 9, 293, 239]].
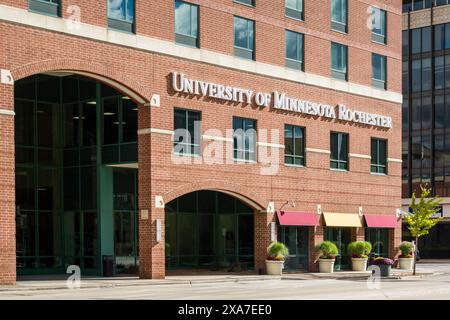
[[138, 128, 174, 136], [257, 142, 285, 149], [305, 148, 331, 154], [349, 153, 371, 159], [202, 135, 233, 142], [0, 109, 15, 116], [0, 4, 402, 104], [387, 158, 402, 163]]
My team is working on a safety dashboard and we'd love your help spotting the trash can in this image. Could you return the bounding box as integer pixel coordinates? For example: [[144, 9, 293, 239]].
[[103, 255, 115, 277]]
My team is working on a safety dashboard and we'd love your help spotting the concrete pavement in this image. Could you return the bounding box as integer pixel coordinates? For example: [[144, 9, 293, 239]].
[[0, 263, 449, 300]]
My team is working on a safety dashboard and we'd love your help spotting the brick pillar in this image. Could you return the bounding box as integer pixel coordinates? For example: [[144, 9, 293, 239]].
[[254, 210, 274, 273], [389, 221, 402, 261], [351, 227, 365, 242], [308, 226, 323, 272], [0, 83, 16, 285], [138, 119, 165, 279]]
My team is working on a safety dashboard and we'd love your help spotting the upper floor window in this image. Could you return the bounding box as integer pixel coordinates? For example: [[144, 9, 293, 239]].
[[234, 17, 255, 60], [331, 0, 347, 33], [371, 138, 387, 174], [411, 27, 431, 54], [285, 124, 305, 166], [108, 0, 135, 33], [234, 0, 255, 6], [29, 0, 60, 16], [435, 23, 450, 51], [285, 0, 304, 21], [175, 1, 199, 48], [371, 7, 387, 44], [330, 132, 348, 170], [372, 53, 387, 90], [173, 108, 201, 156], [233, 117, 256, 162], [285, 30, 304, 70], [331, 42, 348, 81]]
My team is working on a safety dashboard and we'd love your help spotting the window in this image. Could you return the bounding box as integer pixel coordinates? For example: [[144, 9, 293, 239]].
[[411, 59, 421, 92], [331, 42, 348, 81], [108, 0, 135, 33], [284, 125, 305, 166], [330, 132, 348, 170], [372, 53, 387, 89], [331, 0, 347, 33], [371, 138, 387, 174], [29, 0, 60, 16], [175, 1, 199, 47], [234, 0, 255, 6], [422, 57, 432, 91], [434, 56, 445, 89], [371, 7, 386, 44], [173, 108, 201, 156], [234, 17, 255, 60], [285, 0, 304, 20], [233, 117, 256, 162], [285, 30, 304, 70], [402, 30, 409, 57]]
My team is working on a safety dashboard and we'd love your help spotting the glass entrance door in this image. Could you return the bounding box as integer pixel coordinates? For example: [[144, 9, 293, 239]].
[[165, 191, 254, 270], [324, 227, 351, 270], [278, 226, 309, 271]]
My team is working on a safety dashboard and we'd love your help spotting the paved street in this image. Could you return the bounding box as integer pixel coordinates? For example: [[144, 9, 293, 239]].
[[1, 264, 450, 300]]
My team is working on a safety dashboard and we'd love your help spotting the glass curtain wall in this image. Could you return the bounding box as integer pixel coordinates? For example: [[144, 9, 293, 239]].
[[403, 23, 450, 197], [15, 74, 138, 275], [165, 191, 254, 270]]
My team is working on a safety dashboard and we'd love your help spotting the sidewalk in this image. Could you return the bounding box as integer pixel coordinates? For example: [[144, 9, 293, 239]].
[[0, 267, 441, 292]]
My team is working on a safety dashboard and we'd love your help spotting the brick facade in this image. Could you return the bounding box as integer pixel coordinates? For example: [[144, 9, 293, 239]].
[[0, 0, 403, 284]]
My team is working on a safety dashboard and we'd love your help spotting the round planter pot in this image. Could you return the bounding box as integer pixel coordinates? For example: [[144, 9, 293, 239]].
[[318, 259, 335, 273], [351, 258, 368, 271], [375, 264, 392, 277], [265, 260, 284, 275], [399, 258, 414, 270]]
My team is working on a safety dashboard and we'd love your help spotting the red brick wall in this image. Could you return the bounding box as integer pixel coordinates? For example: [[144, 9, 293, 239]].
[[0, 83, 16, 285], [0, 0, 402, 281]]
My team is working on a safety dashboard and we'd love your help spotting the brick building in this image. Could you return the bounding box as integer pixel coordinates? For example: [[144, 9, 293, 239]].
[[0, 0, 402, 285]]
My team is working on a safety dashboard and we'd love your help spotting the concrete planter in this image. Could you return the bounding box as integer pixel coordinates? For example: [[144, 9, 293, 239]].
[[351, 258, 368, 271], [318, 259, 335, 273], [265, 260, 284, 275], [378, 264, 392, 277], [399, 257, 414, 270]]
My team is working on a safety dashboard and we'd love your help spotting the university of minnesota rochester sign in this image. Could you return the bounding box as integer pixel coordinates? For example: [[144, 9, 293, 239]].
[[171, 72, 393, 129]]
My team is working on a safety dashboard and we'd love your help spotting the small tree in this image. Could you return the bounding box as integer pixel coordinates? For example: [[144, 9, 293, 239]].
[[406, 184, 443, 275]]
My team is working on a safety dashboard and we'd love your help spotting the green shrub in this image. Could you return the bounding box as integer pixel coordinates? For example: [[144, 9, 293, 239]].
[[399, 241, 413, 257], [267, 242, 289, 261], [348, 241, 372, 258], [315, 241, 339, 259]]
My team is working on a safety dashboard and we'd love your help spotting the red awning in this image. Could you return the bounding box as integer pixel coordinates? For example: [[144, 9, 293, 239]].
[[364, 214, 398, 228], [276, 211, 319, 226]]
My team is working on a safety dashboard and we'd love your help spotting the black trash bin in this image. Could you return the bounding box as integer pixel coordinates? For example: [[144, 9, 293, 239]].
[[103, 255, 115, 277]]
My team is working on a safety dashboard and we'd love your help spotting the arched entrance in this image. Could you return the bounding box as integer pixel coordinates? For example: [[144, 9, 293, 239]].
[[165, 191, 255, 271], [14, 73, 140, 275]]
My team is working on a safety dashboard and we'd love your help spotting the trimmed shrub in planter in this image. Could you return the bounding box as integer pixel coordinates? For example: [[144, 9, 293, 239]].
[[265, 242, 289, 275], [315, 241, 339, 273], [348, 241, 372, 271], [399, 241, 414, 270]]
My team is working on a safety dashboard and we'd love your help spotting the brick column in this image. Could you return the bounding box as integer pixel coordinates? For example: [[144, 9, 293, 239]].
[[389, 221, 402, 261], [351, 226, 365, 242], [138, 122, 165, 279], [0, 83, 16, 285], [308, 226, 323, 272], [254, 210, 274, 273]]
